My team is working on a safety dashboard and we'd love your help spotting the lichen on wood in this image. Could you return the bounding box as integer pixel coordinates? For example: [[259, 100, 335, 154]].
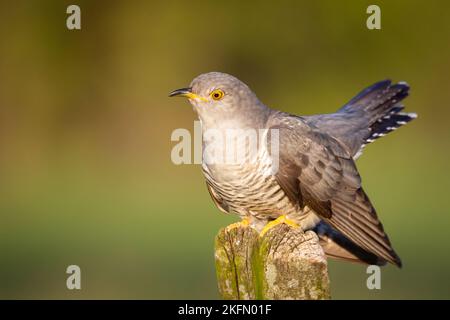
[[214, 223, 330, 300]]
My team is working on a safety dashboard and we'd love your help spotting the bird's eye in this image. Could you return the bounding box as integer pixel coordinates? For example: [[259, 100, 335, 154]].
[[210, 89, 224, 101]]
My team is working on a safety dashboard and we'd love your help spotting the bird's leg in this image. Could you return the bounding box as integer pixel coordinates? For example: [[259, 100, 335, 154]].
[[225, 217, 250, 232], [259, 215, 299, 237]]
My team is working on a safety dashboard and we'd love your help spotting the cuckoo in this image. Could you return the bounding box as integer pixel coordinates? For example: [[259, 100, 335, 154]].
[[170, 72, 416, 267]]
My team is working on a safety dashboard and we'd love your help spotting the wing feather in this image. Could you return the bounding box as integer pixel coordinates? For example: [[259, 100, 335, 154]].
[[268, 113, 401, 267], [206, 182, 229, 214]]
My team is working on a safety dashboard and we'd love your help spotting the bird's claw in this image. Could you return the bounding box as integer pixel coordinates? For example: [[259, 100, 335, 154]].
[[259, 215, 299, 237], [225, 217, 250, 233]]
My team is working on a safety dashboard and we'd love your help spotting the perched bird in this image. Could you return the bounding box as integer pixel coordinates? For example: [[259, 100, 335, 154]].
[[170, 72, 416, 267]]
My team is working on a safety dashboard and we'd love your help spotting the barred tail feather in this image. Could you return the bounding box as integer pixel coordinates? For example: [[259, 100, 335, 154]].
[[340, 80, 417, 159], [352, 110, 418, 159]]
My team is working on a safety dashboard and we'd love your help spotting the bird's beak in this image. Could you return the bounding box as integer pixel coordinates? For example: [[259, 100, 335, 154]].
[[168, 87, 207, 101]]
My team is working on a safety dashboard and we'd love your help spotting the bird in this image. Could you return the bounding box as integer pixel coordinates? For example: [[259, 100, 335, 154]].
[[169, 72, 417, 267]]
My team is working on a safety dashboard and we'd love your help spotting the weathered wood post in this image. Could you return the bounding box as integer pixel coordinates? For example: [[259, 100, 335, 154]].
[[214, 223, 330, 300]]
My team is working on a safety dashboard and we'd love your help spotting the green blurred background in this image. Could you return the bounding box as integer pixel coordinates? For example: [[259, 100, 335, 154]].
[[0, 0, 449, 299]]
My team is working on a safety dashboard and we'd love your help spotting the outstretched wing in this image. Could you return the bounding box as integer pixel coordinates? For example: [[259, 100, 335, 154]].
[[268, 113, 401, 267]]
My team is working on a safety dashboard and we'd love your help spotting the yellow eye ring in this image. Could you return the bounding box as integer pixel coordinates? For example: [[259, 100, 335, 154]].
[[210, 89, 224, 101]]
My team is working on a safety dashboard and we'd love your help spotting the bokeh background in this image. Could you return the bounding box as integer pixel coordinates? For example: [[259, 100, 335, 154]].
[[1, 0, 449, 299]]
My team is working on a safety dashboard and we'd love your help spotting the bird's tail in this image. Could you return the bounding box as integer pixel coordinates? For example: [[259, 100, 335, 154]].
[[313, 221, 389, 266], [303, 80, 417, 159], [338, 80, 417, 156]]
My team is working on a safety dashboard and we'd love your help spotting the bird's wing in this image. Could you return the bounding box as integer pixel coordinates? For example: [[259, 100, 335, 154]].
[[314, 220, 387, 265], [267, 113, 401, 266], [206, 182, 230, 214]]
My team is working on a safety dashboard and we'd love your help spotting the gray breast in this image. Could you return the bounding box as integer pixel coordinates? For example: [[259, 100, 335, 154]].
[[201, 138, 299, 221]]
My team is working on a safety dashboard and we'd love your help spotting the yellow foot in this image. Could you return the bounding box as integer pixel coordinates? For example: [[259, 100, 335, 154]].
[[259, 215, 299, 237], [225, 217, 250, 233]]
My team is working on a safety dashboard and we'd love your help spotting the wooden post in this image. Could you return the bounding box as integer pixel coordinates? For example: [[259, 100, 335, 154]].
[[214, 223, 331, 300]]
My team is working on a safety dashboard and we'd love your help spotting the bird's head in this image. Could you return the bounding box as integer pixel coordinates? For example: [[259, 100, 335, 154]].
[[169, 72, 269, 128]]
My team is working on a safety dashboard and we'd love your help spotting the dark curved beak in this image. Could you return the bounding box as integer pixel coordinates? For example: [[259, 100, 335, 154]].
[[168, 87, 192, 98]]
